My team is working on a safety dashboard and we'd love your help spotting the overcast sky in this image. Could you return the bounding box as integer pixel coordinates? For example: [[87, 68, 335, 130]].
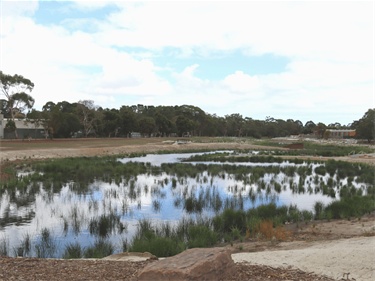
[[1, 0, 374, 125]]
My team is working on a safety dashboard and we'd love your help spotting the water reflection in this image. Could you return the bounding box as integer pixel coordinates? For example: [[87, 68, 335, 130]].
[[0, 151, 371, 257]]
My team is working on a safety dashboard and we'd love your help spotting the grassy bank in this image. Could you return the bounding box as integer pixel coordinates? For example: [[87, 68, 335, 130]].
[[257, 141, 374, 157]]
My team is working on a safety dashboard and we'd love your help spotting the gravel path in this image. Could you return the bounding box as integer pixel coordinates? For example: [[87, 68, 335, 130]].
[[232, 236, 375, 281]]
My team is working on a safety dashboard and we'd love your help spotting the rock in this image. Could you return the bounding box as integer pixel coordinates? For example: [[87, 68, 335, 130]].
[[102, 252, 157, 261], [138, 248, 235, 281]]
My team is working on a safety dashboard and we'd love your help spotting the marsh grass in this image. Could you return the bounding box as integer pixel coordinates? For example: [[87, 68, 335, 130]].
[[62, 242, 84, 259], [34, 228, 59, 258], [152, 199, 163, 213], [187, 225, 218, 248], [314, 201, 325, 220], [88, 213, 125, 237], [0, 235, 9, 256], [84, 238, 115, 259], [2, 151, 374, 259], [231, 226, 241, 240], [12, 233, 32, 257]]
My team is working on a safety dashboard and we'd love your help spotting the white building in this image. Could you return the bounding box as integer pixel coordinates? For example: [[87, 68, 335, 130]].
[[0, 114, 46, 139]]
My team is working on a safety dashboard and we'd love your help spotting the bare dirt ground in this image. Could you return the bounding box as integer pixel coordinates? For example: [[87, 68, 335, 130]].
[[0, 138, 288, 162], [1, 138, 374, 280], [229, 214, 375, 280], [1, 138, 374, 165]]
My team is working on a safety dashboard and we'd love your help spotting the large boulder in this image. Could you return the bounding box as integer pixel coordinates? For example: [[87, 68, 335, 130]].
[[138, 248, 236, 280]]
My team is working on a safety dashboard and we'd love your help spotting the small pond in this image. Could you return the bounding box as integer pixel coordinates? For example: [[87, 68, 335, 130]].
[[0, 151, 371, 258]]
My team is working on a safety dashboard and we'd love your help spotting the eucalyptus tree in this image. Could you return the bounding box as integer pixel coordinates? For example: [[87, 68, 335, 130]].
[[155, 112, 173, 137], [225, 114, 244, 137], [0, 71, 35, 138], [356, 108, 375, 142], [176, 115, 193, 137], [25, 109, 43, 139], [303, 121, 316, 134], [119, 106, 139, 137], [102, 109, 121, 138], [138, 116, 156, 137], [76, 100, 102, 137]]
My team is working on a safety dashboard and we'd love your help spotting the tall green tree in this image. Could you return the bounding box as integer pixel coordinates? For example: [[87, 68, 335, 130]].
[[176, 116, 193, 137], [76, 100, 102, 137], [356, 109, 375, 142], [155, 112, 173, 137], [40, 103, 65, 139], [25, 109, 43, 138], [102, 110, 121, 138], [119, 106, 139, 137], [303, 121, 316, 134], [138, 117, 156, 137], [4, 119, 16, 138], [316, 122, 327, 139], [0, 71, 35, 139]]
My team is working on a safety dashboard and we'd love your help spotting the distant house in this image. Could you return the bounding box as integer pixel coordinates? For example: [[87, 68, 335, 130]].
[[0, 114, 46, 139], [328, 129, 356, 139], [130, 132, 141, 138]]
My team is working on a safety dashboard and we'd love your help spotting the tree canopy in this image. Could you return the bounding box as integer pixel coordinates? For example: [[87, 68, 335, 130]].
[[0, 71, 35, 138]]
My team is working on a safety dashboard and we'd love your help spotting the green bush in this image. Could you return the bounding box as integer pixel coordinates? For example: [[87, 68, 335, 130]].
[[62, 242, 84, 259], [130, 236, 183, 257], [188, 225, 218, 248], [84, 239, 114, 259]]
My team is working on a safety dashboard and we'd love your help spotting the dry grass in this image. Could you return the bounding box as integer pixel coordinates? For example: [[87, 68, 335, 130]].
[[246, 220, 293, 241], [0, 138, 169, 149]]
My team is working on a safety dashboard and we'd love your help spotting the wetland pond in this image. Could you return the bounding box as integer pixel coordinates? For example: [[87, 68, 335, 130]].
[[0, 150, 373, 258]]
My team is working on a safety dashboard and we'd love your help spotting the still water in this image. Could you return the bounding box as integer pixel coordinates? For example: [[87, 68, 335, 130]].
[[0, 151, 366, 257]]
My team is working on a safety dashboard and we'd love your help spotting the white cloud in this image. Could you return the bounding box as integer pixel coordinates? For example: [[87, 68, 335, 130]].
[[96, 2, 372, 62], [223, 71, 260, 94], [0, 1, 372, 124], [0, 0, 38, 18]]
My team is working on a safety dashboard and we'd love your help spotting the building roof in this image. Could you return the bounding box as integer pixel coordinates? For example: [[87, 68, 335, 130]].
[[327, 129, 355, 132], [2, 118, 45, 130]]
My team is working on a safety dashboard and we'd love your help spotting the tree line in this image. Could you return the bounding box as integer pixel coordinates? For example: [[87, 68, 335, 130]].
[[1, 71, 373, 141]]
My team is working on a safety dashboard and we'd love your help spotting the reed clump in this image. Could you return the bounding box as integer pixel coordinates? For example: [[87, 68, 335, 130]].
[[246, 220, 291, 241]]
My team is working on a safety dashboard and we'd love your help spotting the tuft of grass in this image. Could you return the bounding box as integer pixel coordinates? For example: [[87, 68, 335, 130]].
[[34, 228, 59, 258], [231, 226, 241, 240], [62, 242, 85, 259], [313, 201, 325, 220], [246, 216, 262, 238], [84, 238, 115, 259], [188, 225, 218, 248], [13, 233, 32, 257], [0, 236, 10, 256]]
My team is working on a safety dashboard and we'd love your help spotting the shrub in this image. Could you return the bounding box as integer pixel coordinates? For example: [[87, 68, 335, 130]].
[[84, 239, 115, 259], [313, 201, 325, 219], [231, 226, 241, 240], [130, 236, 183, 257], [62, 242, 84, 259], [246, 216, 262, 238]]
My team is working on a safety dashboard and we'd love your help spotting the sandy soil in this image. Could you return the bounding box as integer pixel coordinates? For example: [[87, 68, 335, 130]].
[[232, 236, 375, 281], [230, 214, 375, 281]]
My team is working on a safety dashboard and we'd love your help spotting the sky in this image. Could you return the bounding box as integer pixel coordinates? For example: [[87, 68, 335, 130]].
[[1, 0, 374, 125]]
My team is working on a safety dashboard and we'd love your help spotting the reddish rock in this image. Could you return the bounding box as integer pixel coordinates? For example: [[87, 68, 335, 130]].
[[283, 143, 304, 149], [138, 247, 235, 281]]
